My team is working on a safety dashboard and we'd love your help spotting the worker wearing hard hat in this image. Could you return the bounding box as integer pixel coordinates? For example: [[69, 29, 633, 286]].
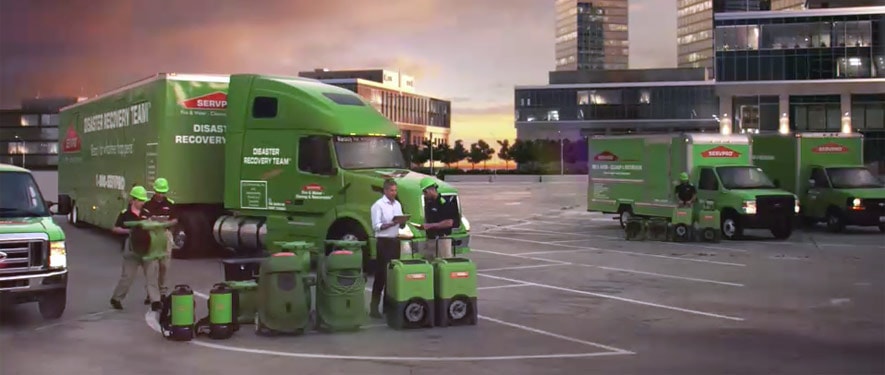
[[415, 177, 460, 260], [110, 185, 162, 311], [143, 177, 177, 304], [674, 172, 697, 207]]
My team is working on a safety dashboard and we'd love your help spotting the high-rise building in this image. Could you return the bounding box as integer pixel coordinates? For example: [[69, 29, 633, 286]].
[[0, 97, 85, 170], [678, 0, 766, 72], [554, 0, 629, 71], [771, 0, 805, 10]]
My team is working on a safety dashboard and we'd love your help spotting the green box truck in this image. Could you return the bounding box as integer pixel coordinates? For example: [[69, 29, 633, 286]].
[[751, 131, 885, 233], [56, 73, 471, 270], [587, 133, 799, 240], [0, 163, 71, 320]]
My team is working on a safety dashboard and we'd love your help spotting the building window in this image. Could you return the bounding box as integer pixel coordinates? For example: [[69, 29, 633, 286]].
[[40, 114, 59, 126], [20, 114, 38, 126]]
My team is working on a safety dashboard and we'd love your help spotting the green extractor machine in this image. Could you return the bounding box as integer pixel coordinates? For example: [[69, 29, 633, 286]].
[[385, 259, 435, 329], [696, 201, 721, 242], [669, 207, 694, 242], [254, 241, 314, 336], [224, 280, 258, 325], [315, 240, 368, 332], [432, 258, 478, 327]]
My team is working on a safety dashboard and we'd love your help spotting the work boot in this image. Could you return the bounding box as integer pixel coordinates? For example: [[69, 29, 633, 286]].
[[143, 296, 150, 305], [110, 299, 123, 310], [369, 294, 383, 319], [150, 301, 162, 312]]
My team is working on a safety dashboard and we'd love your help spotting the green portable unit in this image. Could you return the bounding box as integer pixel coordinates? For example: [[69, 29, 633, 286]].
[[224, 280, 258, 324], [315, 240, 368, 332], [669, 207, 694, 242], [624, 217, 646, 241], [159, 284, 195, 341], [432, 258, 478, 327], [255, 244, 314, 336], [124, 220, 175, 259], [385, 259, 435, 329], [646, 217, 670, 241], [195, 283, 237, 339], [696, 209, 721, 242]]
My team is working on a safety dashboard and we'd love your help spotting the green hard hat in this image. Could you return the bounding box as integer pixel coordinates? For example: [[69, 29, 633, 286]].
[[153, 177, 169, 193], [680, 172, 689, 181], [130, 186, 149, 201], [419, 176, 438, 191]]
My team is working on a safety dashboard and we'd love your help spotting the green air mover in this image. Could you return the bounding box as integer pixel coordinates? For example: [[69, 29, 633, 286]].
[[315, 240, 367, 332], [697, 208, 721, 243], [255, 242, 315, 336], [124, 220, 175, 260], [669, 207, 694, 242], [159, 284, 195, 341], [224, 280, 258, 324], [432, 258, 478, 327], [195, 283, 238, 340], [385, 259, 434, 330]]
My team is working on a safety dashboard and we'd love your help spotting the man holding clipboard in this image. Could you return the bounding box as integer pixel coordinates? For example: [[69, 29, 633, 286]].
[[369, 179, 408, 318], [416, 177, 460, 260]]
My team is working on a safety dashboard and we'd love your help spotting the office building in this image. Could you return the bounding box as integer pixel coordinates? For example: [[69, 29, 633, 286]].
[[678, 0, 770, 72], [514, 68, 719, 140], [0, 97, 84, 170], [298, 68, 450, 146], [771, 0, 805, 10], [555, 0, 629, 71], [713, 5, 885, 165]]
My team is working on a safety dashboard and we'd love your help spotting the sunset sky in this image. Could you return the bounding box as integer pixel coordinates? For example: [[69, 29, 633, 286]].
[[0, 0, 677, 148]]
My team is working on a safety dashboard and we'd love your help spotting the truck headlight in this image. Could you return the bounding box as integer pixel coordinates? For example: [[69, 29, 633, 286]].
[[461, 216, 471, 232], [850, 198, 863, 210], [50, 241, 67, 268], [794, 199, 801, 214], [398, 225, 414, 239], [742, 200, 757, 215]]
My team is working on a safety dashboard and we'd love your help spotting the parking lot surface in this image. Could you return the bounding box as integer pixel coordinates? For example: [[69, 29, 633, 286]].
[[2, 180, 883, 375]]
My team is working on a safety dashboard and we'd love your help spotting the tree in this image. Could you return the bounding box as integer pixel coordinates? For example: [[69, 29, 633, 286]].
[[451, 140, 469, 168], [508, 139, 536, 167], [412, 141, 431, 166], [496, 139, 513, 169], [476, 139, 495, 169]]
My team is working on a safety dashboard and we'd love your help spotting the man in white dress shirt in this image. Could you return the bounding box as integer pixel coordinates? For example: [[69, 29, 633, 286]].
[[369, 179, 407, 318]]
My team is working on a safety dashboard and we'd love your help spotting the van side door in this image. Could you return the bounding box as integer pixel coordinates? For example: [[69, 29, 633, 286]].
[[807, 167, 829, 218], [696, 167, 720, 208]]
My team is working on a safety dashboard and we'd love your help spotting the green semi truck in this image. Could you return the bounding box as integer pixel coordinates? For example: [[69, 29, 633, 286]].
[[0, 163, 70, 319], [56, 73, 471, 270], [751, 131, 885, 233], [587, 133, 799, 240]]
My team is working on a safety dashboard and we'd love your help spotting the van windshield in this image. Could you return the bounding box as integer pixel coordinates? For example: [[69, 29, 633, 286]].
[[826, 167, 884, 188], [716, 166, 777, 189], [333, 136, 408, 170], [0, 172, 49, 217]]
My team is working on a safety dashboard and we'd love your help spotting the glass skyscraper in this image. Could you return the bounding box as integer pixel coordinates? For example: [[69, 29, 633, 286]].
[[555, 0, 629, 71]]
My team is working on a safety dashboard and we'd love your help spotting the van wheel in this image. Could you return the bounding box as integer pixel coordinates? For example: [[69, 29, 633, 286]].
[[618, 207, 633, 229], [38, 289, 66, 320], [825, 208, 845, 233], [770, 222, 793, 239], [721, 212, 743, 240]]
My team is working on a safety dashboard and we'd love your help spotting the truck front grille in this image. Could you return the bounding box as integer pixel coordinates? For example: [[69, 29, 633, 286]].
[[864, 199, 885, 215], [756, 195, 795, 217], [0, 239, 46, 273]]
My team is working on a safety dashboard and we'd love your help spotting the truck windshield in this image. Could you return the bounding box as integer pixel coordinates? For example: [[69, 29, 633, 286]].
[[333, 136, 407, 170], [716, 166, 777, 189], [826, 167, 884, 188], [0, 172, 49, 217]]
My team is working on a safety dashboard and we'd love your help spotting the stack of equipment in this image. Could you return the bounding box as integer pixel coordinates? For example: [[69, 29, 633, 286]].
[[385, 259, 435, 329], [224, 280, 258, 324], [195, 283, 238, 340], [315, 240, 367, 332], [158, 284, 196, 341], [432, 258, 478, 327], [255, 242, 315, 336], [624, 217, 646, 241], [697, 207, 721, 243], [669, 207, 694, 242]]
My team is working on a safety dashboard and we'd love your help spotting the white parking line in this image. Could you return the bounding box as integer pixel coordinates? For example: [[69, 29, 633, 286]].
[[473, 233, 747, 267], [478, 273, 745, 322], [473, 249, 744, 287], [481, 263, 569, 272], [478, 284, 532, 290]]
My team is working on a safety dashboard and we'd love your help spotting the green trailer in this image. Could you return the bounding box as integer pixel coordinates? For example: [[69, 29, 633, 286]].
[[587, 133, 799, 240], [751, 132, 885, 233], [57, 73, 472, 269]]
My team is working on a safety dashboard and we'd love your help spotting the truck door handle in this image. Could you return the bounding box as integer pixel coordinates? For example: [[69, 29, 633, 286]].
[[292, 199, 304, 205]]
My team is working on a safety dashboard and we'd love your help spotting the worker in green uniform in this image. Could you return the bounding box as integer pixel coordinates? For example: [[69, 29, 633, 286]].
[[416, 177, 460, 260], [674, 172, 697, 208], [110, 186, 163, 311], [142, 177, 177, 304]]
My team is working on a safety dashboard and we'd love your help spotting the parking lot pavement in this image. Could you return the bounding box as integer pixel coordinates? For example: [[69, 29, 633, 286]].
[[2, 180, 883, 375]]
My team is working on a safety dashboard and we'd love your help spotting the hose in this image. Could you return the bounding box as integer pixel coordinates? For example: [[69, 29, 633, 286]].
[[318, 257, 365, 297]]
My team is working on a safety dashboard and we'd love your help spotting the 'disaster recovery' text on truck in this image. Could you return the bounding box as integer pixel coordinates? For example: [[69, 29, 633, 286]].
[[751, 131, 885, 233], [0, 163, 70, 320], [586, 133, 800, 240], [56, 73, 471, 271]]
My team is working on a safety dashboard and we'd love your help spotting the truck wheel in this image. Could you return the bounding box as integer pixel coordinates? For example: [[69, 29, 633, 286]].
[[68, 204, 86, 228], [618, 207, 633, 229], [38, 289, 66, 320], [800, 214, 817, 229], [172, 213, 208, 259], [329, 223, 372, 274], [770, 223, 793, 239], [825, 208, 845, 233], [721, 213, 743, 240]]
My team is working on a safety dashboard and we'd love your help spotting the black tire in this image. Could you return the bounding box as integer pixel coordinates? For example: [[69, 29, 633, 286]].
[[770, 222, 793, 239], [721, 212, 743, 240], [618, 206, 633, 229], [800, 214, 817, 229], [38, 289, 66, 320], [825, 208, 845, 233], [172, 211, 209, 259], [68, 203, 86, 228], [672, 224, 691, 242]]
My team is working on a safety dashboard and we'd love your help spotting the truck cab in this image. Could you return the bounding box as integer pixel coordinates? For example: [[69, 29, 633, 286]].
[[0, 163, 70, 319], [694, 164, 799, 240], [212, 74, 471, 272], [804, 165, 885, 232]]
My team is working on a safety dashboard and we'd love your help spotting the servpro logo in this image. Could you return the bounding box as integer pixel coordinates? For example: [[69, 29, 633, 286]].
[[701, 146, 740, 158], [62, 125, 81, 153], [406, 273, 426, 280], [302, 184, 323, 192], [593, 151, 618, 161], [179, 92, 228, 110], [450, 271, 470, 279], [812, 143, 848, 153]]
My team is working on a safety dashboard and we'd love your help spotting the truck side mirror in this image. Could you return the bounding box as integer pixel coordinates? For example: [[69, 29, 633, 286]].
[[55, 195, 72, 216]]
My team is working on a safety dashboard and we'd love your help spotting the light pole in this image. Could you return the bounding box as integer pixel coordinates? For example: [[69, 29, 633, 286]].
[[429, 133, 434, 175], [558, 130, 563, 175], [13, 135, 25, 168]]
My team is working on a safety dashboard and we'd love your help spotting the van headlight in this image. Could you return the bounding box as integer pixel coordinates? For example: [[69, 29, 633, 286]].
[[398, 225, 414, 239], [461, 216, 471, 232], [50, 241, 67, 268], [742, 200, 757, 215], [794, 199, 801, 214]]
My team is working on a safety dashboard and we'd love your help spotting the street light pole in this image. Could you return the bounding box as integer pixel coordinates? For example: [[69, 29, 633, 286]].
[[558, 131, 563, 175], [429, 133, 434, 175]]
